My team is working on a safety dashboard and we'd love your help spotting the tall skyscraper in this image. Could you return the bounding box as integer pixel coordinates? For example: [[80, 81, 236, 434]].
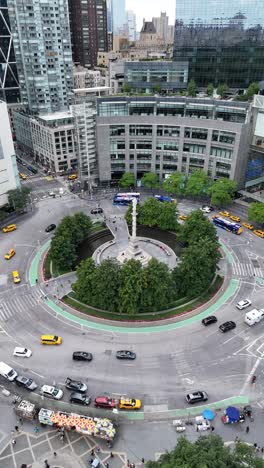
[[7, 0, 73, 114], [126, 10, 136, 42], [173, 0, 264, 88], [152, 12, 168, 42], [106, 0, 112, 33], [112, 0, 126, 35], [0, 0, 20, 103], [68, 0, 108, 69]]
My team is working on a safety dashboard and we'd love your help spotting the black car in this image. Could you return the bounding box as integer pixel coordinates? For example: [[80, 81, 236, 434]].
[[202, 316, 217, 326], [65, 377, 87, 392], [219, 321, 236, 333], [186, 391, 208, 404], [15, 375, 38, 391], [45, 224, 56, 233], [70, 392, 91, 405], [116, 350, 136, 360], [91, 208, 103, 215], [72, 351, 93, 361]]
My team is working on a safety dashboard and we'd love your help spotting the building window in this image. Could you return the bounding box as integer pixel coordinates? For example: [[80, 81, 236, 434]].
[[212, 130, 235, 144], [210, 147, 233, 159], [183, 143, 206, 154], [129, 125, 152, 136], [110, 125, 125, 136], [184, 128, 208, 140]]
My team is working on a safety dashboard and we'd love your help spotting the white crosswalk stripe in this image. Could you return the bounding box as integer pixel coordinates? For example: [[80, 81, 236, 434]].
[[232, 262, 263, 278], [0, 293, 39, 322]]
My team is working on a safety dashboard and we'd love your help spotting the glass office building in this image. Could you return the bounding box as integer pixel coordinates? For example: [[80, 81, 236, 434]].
[[173, 0, 264, 88]]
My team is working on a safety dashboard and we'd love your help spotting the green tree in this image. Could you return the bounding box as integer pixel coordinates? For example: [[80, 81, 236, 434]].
[[119, 172, 135, 188], [118, 260, 144, 314], [146, 435, 264, 468], [122, 83, 131, 93], [163, 172, 185, 196], [174, 237, 220, 297], [187, 79, 197, 97], [158, 201, 177, 231], [71, 212, 92, 244], [8, 187, 31, 214], [73, 258, 97, 304], [141, 172, 160, 189], [217, 83, 229, 98], [185, 169, 210, 197], [178, 209, 218, 246], [92, 259, 121, 311], [246, 82, 260, 100], [140, 259, 177, 310], [154, 83, 161, 94], [207, 82, 214, 96], [248, 202, 264, 225], [138, 198, 161, 227], [49, 234, 77, 272], [209, 178, 237, 207]]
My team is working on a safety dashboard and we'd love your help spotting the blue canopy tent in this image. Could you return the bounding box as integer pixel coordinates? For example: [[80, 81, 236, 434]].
[[202, 409, 215, 421], [225, 406, 240, 423]]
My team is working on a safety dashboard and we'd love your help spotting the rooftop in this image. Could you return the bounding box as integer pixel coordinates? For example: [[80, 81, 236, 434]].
[[39, 110, 73, 121], [141, 21, 156, 34]]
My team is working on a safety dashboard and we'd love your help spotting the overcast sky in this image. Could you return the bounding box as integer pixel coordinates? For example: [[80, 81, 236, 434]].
[[126, 0, 175, 31]]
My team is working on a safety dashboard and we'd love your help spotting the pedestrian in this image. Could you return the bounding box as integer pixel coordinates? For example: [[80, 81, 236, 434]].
[[34, 425, 39, 434], [235, 436, 239, 443], [12, 439, 16, 446], [254, 443, 258, 449], [211, 426, 215, 432], [91, 449, 94, 456], [96, 446, 100, 453], [261, 447, 264, 453], [44, 461, 50, 468], [110, 452, 114, 458], [19, 418, 23, 425], [127, 460, 130, 467], [53, 452, 57, 457], [15, 426, 19, 432], [257, 446, 260, 453], [106, 464, 109, 468], [246, 426, 249, 433], [142, 458, 145, 464]]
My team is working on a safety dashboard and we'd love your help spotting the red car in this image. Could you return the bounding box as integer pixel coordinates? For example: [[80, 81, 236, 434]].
[[94, 396, 117, 409]]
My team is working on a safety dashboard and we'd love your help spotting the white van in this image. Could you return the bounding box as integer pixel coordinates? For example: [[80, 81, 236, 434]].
[[244, 309, 264, 326], [0, 361, 18, 381]]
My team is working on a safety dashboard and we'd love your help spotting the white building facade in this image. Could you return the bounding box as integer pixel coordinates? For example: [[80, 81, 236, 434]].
[[0, 101, 20, 207]]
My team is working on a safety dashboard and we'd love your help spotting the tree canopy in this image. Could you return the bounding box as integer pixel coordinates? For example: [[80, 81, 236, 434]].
[[187, 79, 197, 97], [207, 83, 214, 96], [163, 172, 185, 196], [8, 187, 31, 214], [49, 212, 92, 273], [185, 170, 210, 197], [178, 209, 218, 246], [146, 435, 264, 468], [141, 172, 160, 189], [119, 172, 135, 188], [126, 198, 178, 231], [248, 202, 264, 225], [217, 83, 229, 98], [209, 178, 237, 207]]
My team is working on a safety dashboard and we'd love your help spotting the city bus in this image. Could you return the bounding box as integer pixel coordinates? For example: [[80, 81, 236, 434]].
[[113, 196, 133, 206], [114, 192, 140, 201], [154, 195, 176, 203], [212, 216, 243, 235]]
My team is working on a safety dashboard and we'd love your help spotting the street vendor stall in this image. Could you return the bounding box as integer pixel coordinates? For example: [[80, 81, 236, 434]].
[[221, 406, 244, 424]]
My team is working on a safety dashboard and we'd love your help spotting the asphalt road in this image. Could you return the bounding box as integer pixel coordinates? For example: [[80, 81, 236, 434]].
[[0, 195, 264, 414]]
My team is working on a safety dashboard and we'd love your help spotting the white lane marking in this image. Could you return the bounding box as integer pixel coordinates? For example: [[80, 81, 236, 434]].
[[222, 330, 246, 345], [31, 370, 44, 378], [240, 357, 261, 395]]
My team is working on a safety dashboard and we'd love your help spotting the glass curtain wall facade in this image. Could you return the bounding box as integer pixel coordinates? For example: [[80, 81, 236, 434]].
[[173, 0, 264, 88], [0, 0, 20, 103]]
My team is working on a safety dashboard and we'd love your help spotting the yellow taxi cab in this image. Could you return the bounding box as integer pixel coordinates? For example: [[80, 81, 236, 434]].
[[242, 222, 254, 230], [12, 270, 21, 284], [219, 211, 230, 217], [2, 224, 17, 233], [253, 229, 264, 239], [229, 215, 241, 222], [68, 174, 77, 180], [4, 248, 16, 260], [40, 335, 62, 345], [179, 214, 188, 221], [119, 398, 142, 410], [19, 172, 27, 180]]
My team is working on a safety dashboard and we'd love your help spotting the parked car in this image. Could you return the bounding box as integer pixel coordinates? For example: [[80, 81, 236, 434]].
[[40, 385, 63, 400], [13, 347, 32, 358], [45, 224, 56, 233], [4, 248, 16, 260], [65, 377, 87, 392], [119, 398, 141, 410], [72, 351, 93, 361], [70, 392, 91, 405], [116, 350, 136, 360], [94, 396, 117, 409], [236, 299, 252, 310], [202, 316, 217, 326], [219, 321, 236, 333], [186, 391, 208, 404], [15, 375, 38, 391]]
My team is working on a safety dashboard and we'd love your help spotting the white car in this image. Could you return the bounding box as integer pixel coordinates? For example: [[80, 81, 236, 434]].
[[200, 206, 214, 213], [236, 299, 252, 310], [40, 385, 63, 400], [13, 347, 32, 358]]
